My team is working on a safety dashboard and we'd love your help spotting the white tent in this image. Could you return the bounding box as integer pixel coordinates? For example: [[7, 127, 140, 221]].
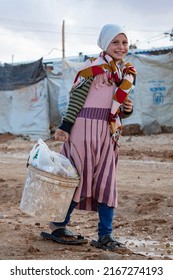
[[47, 58, 84, 127], [123, 53, 173, 133], [0, 58, 50, 140], [0, 79, 50, 140], [0, 58, 84, 140]]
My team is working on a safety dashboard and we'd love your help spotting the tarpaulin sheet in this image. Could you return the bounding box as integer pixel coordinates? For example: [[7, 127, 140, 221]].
[[0, 58, 47, 91]]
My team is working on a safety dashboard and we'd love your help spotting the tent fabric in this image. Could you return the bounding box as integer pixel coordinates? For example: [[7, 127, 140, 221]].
[[0, 79, 50, 140], [47, 74, 63, 127], [0, 58, 47, 91], [123, 53, 173, 130], [47, 58, 84, 127]]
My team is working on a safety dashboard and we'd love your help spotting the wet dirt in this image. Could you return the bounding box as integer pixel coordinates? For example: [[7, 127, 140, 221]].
[[0, 133, 173, 260]]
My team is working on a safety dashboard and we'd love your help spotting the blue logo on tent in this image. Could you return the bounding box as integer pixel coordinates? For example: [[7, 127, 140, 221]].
[[149, 84, 165, 105], [153, 91, 164, 105]]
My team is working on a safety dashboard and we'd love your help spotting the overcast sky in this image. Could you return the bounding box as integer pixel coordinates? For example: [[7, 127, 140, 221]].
[[0, 0, 173, 63]]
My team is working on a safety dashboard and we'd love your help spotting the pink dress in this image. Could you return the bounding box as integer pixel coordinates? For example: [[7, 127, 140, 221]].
[[60, 75, 119, 211]]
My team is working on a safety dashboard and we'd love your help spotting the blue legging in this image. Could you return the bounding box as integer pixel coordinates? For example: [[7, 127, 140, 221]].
[[52, 200, 114, 239], [98, 202, 114, 238]]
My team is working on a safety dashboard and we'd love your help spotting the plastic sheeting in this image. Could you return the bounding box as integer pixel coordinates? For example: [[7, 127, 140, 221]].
[[0, 58, 47, 91], [0, 79, 50, 140], [47, 58, 84, 127], [0, 58, 81, 139], [122, 53, 173, 131], [0, 58, 50, 140]]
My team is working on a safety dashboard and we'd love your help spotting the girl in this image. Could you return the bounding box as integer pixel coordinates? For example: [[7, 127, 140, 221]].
[[41, 24, 137, 250]]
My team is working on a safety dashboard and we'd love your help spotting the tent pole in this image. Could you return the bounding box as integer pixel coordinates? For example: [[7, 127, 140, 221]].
[[62, 20, 65, 58]]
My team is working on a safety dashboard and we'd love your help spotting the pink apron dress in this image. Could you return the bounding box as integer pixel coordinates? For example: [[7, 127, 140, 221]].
[[60, 76, 119, 211]]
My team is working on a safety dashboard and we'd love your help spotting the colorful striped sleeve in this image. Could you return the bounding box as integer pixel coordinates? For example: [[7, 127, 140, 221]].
[[59, 77, 93, 133]]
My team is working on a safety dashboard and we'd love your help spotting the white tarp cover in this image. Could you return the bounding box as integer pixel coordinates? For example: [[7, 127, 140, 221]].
[[123, 53, 173, 130], [47, 59, 85, 127], [0, 79, 50, 140]]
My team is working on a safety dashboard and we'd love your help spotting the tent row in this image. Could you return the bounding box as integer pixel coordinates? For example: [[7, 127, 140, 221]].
[[0, 53, 172, 140]]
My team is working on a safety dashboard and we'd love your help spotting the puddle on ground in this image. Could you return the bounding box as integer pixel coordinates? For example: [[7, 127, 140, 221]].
[[120, 237, 173, 259]]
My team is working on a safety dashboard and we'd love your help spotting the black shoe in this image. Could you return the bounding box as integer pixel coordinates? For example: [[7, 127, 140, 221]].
[[90, 234, 125, 251]]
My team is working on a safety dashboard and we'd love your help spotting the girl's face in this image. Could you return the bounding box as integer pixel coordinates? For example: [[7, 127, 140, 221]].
[[106, 33, 129, 62]]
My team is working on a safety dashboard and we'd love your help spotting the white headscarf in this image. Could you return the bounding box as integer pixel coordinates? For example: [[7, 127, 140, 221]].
[[97, 24, 128, 51]]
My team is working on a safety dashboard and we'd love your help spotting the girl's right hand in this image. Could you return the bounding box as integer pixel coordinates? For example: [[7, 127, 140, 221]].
[[54, 128, 69, 142]]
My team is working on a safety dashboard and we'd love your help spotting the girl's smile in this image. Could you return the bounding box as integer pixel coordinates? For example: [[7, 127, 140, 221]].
[[106, 33, 129, 62]]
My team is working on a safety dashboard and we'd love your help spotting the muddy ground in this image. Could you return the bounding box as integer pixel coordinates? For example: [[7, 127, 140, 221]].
[[0, 132, 173, 260]]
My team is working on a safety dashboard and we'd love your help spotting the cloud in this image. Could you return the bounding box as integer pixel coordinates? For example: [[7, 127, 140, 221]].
[[0, 0, 173, 63]]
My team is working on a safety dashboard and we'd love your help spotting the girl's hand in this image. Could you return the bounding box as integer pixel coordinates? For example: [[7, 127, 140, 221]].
[[123, 98, 133, 113], [54, 129, 69, 142]]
